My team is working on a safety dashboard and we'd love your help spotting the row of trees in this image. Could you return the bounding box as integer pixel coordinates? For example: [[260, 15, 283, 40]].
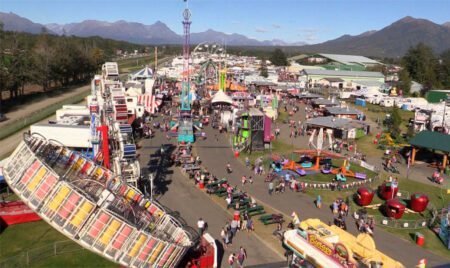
[[0, 24, 146, 109], [399, 43, 450, 95]]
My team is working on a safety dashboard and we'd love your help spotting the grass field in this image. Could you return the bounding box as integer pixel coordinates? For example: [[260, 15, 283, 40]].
[[0, 221, 114, 267]]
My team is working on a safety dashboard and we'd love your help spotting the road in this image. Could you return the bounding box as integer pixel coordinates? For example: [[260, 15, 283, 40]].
[[138, 127, 285, 267]]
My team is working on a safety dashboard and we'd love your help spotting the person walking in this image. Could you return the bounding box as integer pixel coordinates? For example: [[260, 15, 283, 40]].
[[237, 246, 247, 268], [230, 219, 239, 238], [228, 253, 236, 268], [268, 181, 274, 195], [197, 218, 206, 235], [316, 195, 322, 209]]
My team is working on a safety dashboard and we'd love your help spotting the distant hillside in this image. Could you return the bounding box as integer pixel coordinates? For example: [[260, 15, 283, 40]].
[[298, 16, 450, 57], [0, 12, 54, 34]]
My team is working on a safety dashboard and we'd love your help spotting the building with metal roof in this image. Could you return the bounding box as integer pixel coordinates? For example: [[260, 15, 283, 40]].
[[301, 69, 385, 88], [305, 116, 369, 139], [319, 53, 381, 67], [324, 107, 364, 119]]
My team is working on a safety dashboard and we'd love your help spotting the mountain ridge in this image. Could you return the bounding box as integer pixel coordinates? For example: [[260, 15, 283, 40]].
[[1, 12, 450, 57], [0, 12, 304, 46]]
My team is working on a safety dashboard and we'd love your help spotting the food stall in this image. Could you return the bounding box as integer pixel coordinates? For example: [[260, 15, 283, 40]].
[[284, 219, 404, 268]]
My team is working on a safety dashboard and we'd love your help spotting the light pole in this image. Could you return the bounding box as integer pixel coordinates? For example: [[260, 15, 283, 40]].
[[149, 173, 154, 202]]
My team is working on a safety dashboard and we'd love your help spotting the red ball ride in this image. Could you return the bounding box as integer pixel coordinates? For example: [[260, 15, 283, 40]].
[[385, 199, 406, 219], [356, 187, 375, 206], [410, 193, 429, 213], [379, 182, 399, 200]]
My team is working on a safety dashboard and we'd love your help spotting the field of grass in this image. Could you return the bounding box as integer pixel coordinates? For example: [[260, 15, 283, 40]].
[[350, 103, 414, 132], [0, 221, 113, 267]]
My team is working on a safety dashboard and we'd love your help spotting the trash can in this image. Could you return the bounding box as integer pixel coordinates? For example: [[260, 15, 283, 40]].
[[233, 211, 240, 221], [415, 232, 425, 246], [199, 181, 205, 189]]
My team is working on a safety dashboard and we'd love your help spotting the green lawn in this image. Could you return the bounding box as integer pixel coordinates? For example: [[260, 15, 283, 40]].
[[0, 221, 113, 267]]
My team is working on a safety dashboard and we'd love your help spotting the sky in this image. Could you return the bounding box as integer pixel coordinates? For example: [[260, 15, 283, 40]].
[[1, 0, 449, 44]]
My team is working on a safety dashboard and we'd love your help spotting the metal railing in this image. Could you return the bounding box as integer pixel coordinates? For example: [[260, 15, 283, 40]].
[[0, 240, 85, 267]]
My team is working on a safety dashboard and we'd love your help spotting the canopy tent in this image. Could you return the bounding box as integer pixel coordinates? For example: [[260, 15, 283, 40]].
[[409, 130, 450, 169], [129, 66, 153, 80], [211, 90, 232, 105], [351, 87, 382, 97]]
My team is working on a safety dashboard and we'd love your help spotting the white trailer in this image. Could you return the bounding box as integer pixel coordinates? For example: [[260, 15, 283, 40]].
[[30, 124, 92, 148]]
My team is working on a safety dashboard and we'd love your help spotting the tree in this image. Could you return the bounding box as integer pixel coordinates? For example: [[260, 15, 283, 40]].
[[398, 68, 411, 96], [259, 58, 268, 78], [390, 105, 402, 139], [402, 43, 440, 95], [0, 22, 7, 108], [439, 49, 450, 88], [270, 48, 288, 66], [32, 29, 54, 91]]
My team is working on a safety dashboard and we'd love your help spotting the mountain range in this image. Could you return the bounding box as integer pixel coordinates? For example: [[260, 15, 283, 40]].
[[1, 11, 450, 57], [0, 12, 305, 47]]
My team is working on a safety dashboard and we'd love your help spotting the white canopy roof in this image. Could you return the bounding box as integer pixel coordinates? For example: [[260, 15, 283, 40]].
[[211, 90, 232, 105], [130, 66, 153, 80], [352, 87, 383, 97]]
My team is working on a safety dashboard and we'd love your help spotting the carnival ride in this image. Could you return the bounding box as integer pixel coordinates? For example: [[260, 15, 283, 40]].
[[284, 218, 404, 268], [354, 184, 430, 220], [3, 134, 197, 267]]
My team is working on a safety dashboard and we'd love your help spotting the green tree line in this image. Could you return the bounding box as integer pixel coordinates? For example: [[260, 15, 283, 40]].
[[397, 43, 450, 95], [0, 23, 147, 109]]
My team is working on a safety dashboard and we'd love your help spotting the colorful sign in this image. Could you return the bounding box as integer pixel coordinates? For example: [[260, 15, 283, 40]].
[[307, 234, 334, 256]]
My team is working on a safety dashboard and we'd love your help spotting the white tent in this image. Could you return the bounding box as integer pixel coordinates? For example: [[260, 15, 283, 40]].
[[129, 66, 153, 81], [211, 90, 232, 105], [351, 87, 382, 97]]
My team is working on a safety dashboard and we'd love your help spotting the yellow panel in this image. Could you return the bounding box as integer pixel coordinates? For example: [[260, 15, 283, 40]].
[[128, 234, 147, 258], [26, 167, 47, 191], [47, 185, 71, 212], [69, 201, 94, 227], [148, 242, 165, 264], [126, 189, 135, 200], [99, 219, 121, 245]]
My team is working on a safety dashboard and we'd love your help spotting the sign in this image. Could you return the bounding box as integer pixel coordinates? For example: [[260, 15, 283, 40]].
[[307, 234, 334, 256]]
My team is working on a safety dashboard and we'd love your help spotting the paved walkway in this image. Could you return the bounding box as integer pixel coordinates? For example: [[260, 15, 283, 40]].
[[195, 124, 450, 267], [138, 130, 285, 267]]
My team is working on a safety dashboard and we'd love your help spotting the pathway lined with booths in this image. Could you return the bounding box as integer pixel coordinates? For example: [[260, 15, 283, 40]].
[[194, 122, 449, 267], [137, 124, 284, 267]]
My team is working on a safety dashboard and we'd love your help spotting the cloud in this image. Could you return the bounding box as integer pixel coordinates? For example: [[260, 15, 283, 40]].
[[255, 27, 269, 33], [272, 24, 281, 29]]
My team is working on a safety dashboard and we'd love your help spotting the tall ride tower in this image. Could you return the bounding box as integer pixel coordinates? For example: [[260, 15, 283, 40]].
[[181, 0, 191, 111], [177, 0, 195, 143]]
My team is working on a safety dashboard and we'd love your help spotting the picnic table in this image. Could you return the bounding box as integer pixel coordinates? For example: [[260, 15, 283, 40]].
[[241, 205, 265, 216], [259, 213, 284, 225]]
